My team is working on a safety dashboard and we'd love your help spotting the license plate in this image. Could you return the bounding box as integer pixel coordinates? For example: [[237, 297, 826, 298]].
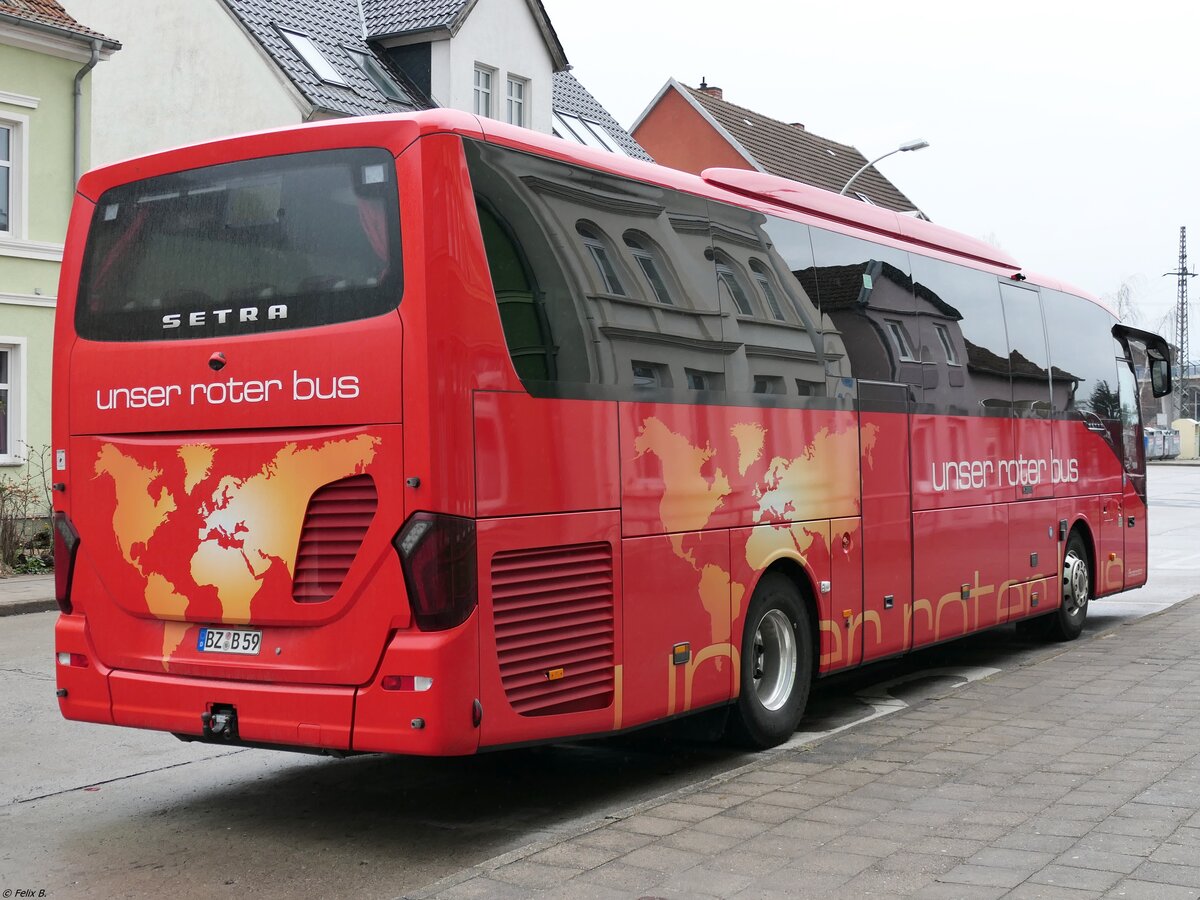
[[197, 627, 262, 656]]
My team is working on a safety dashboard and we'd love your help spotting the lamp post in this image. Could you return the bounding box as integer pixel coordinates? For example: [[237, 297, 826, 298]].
[[839, 139, 929, 197]]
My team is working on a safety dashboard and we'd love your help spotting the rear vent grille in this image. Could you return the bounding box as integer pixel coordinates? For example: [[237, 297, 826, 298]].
[[492, 541, 615, 717], [292, 474, 377, 604]]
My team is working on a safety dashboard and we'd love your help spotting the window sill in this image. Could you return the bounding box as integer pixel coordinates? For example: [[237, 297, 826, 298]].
[[735, 315, 808, 331], [0, 236, 64, 262], [0, 457, 27, 467]]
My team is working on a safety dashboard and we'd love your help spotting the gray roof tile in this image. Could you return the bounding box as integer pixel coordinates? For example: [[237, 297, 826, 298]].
[[552, 71, 652, 163], [360, 0, 467, 37], [223, 0, 428, 117], [683, 84, 921, 214]]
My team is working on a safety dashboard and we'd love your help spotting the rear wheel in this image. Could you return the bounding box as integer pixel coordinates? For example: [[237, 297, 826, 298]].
[[727, 573, 813, 749]]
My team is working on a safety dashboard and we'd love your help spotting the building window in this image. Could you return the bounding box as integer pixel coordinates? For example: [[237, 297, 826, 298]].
[[276, 27, 348, 85], [576, 222, 625, 295], [0, 124, 10, 234], [685, 368, 724, 391], [716, 260, 754, 316], [551, 112, 628, 155], [506, 76, 527, 127], [885, 319, 917, 362], [632, 361, 669, 388], [346, 49, 408, 102], [933, 322, 959, 364], [0, 341, 23, 463], [753, 375, 785, 394], [750, 259, 787, 321], [474, 65, 494, 117], [623, 233, 673, 305]]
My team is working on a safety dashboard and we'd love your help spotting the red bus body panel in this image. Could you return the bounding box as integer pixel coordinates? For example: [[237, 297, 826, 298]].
[[52, 110, 1151, 756]]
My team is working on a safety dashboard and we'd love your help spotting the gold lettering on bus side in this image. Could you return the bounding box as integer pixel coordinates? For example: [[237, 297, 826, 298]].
[[681, 643, 736, 712]]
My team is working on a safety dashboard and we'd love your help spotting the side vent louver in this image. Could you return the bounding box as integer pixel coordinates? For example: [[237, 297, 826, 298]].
[[492, 541, 615, 717], [293, 474, 377, 604]]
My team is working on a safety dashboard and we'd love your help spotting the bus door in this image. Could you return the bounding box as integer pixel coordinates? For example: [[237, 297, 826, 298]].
[[1112, 327, 1171, 589], [998, 284, 1060, 615], [859, 381, 915, 663]]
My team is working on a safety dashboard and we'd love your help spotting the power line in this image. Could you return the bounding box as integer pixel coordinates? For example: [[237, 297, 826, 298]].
[[1163, 226, 1196, 387]]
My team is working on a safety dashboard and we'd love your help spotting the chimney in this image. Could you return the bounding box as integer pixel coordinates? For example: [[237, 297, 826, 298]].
[[698, 77, 723, 101], [790, 122, 806, 131]]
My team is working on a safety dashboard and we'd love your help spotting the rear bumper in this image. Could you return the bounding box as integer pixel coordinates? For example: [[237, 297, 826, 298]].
[[56, 610, 482, 756]]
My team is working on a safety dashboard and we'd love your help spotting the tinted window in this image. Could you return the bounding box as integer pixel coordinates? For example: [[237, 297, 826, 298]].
[[799, 229, 914, 388], [999, 284, 1051, 415], [908, 254, 1008, 414], [1042, 289, 1120, 419], [463, 139, 721, 400], [709, 206, 829, 400], [77, 149, 402, 342]]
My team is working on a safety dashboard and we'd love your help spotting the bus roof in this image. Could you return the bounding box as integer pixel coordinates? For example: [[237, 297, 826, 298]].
[[75, 108, 1110, 314]]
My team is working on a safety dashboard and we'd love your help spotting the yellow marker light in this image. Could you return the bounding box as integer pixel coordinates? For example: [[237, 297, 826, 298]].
[[546, 668, 565, 681]]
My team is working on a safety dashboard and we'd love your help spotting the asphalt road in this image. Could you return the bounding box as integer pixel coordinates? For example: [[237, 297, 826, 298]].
[[1, 465, 1197, 899]]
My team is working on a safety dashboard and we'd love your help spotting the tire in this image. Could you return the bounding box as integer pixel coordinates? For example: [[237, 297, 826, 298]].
[[726, 572, 813, 749], [1047, 531, 1091, 641], [1015, 530, 1091, 642]]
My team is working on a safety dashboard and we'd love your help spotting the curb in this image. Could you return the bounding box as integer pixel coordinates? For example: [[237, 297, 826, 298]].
[[400, 596, 1200, 900], [0, 598, 58, 617]]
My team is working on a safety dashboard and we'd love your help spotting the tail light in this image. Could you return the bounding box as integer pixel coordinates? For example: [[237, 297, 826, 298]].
[[393, 512, 477, 631], [53, 512, 80, 614]]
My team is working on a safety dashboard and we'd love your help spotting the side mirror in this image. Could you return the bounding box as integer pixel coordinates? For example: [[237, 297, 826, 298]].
[[1150, 357, 1172, 398], [1113, 324, 1173, 398]]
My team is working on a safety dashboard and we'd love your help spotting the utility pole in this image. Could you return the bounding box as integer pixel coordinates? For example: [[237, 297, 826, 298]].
[[1164, 227, 1196, 420]]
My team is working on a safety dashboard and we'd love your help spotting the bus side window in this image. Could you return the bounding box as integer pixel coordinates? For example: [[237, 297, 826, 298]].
[[908, 255, 1010, 416], [1042, 288, 1120, 421], [999, 283, 1052, 416], [801, 228, 915, 393], [475, 202, 555, 382]]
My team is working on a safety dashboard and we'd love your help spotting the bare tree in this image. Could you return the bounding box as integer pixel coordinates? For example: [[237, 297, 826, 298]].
[[1103, 277, 1145, 325]]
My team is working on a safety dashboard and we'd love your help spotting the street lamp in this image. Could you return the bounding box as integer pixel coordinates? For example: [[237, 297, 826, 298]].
[[839, 139, 930, 197]]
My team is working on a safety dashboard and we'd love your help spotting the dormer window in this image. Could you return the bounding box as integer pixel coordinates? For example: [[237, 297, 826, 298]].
[[276, 27, 347, 86], [552, 112, 628, 156]]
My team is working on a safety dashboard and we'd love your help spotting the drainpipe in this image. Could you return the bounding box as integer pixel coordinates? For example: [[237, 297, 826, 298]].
[[73, 39, 101, 187]]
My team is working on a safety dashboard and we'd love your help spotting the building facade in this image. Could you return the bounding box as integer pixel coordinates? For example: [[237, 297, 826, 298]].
[[0, 2, 117, 513]]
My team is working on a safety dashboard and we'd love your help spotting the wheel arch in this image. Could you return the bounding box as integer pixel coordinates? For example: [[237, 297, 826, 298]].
[[1067, 517, 1097, 593]]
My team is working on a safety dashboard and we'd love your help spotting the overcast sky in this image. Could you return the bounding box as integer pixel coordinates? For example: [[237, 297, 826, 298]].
[[546, 0, 1197, 349]]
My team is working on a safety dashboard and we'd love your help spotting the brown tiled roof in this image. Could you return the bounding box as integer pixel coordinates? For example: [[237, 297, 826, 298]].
[[682, 84, 919, 214], [0, 0, 117, 44]]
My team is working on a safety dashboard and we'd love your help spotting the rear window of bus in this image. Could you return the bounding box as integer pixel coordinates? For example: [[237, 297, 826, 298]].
[[76, 148, 402, 342]]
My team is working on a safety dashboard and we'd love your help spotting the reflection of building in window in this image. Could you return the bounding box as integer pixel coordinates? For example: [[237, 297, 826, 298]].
[[0, 122, 14, 233], [754, 375, 785, 394], [885, 319, 917, 362], [749, 260, 786, 321], [632, 361, 669, 387], [686, 368, 723, 391], [933, 323, 958, 364], [716, 259, 754, 315], [624, 233, 673, 305], [576, 223, 626, 295]]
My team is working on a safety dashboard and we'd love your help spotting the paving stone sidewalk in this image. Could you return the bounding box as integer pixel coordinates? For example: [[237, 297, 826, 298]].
[[0, 573, 55, 616], [412, 597, 1200, 900]]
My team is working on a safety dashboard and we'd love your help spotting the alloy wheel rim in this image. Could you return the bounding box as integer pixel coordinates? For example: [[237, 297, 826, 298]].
[[753, 609, 798, 711], [1063, 549, 1089, 616]]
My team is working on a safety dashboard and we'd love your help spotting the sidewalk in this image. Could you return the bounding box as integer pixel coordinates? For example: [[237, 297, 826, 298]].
[[413, 597, 1200, 900], [0, 573, 55, 617]]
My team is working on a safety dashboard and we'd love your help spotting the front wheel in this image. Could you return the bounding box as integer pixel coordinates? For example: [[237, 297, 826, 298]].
[[727, 573, 813, 749], [1048, 531, 1091, 641]]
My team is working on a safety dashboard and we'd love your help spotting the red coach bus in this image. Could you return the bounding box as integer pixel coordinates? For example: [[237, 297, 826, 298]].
[[52, 111, 1171, 754]]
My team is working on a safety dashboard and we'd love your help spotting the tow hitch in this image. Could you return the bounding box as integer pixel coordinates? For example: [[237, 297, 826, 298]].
[[200, 704, 238, 741]]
